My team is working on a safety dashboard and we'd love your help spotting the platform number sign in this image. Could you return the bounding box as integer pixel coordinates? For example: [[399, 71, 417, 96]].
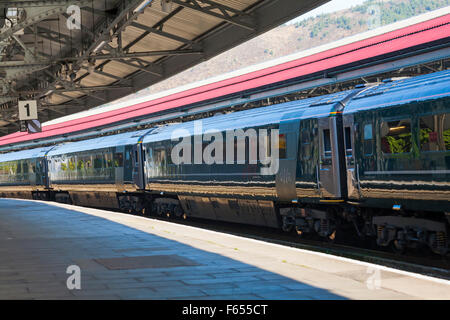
[[18, 100, 38, 121]]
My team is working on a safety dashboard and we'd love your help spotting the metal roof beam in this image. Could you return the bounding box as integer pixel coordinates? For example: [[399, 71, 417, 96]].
[[53, 91, 85, 104], [0, 50, 201, 68], [80, 6, 107, 16], [6, 85, 133, 96], [117, 59, 163, 76], [80, 0, 150, 60], [24, 25, 70, 43], [130, 22, 195, 45], [171, 0, 256, 31], [0, 1, 86, 7], [81, 66, 131, 83], [92, 49, 203, 59], [124, 6, 184, 50]]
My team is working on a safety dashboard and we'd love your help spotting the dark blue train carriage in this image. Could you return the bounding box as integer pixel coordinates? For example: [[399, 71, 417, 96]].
[[0, 146, 54, 199], [0, 70, 448, 254]]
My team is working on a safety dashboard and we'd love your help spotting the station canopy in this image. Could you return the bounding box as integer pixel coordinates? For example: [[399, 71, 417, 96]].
[[0, 0, 328, 137]]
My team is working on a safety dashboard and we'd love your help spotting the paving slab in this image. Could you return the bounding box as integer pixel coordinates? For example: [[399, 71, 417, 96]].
[[0, 198, 449, 300]]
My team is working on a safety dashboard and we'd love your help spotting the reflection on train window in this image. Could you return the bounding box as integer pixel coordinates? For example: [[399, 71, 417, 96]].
[[301, 129, 310, 144], [344, 127, 352, 157], [94, 155, 102, 169], [77, 160, 84, 170], [146, 148, 153, 163], [278, 134, 287, 159], [23, 162, 28, 174], [363, 124, 373, 156], [167, 145, 174, 165], [300, 129, 311, 160], [380, 119, 411, 154], [419, 113, 450, 152], [323, 129, 332, 158], [155, 149, 166, 164], [114, 152, 124, 167]]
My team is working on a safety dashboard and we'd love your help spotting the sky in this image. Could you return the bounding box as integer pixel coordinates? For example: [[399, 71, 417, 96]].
[[287, 0, 369, 24]]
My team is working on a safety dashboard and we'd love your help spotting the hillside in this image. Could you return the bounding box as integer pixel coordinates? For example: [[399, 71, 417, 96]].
[[118, 0, 449, 101]]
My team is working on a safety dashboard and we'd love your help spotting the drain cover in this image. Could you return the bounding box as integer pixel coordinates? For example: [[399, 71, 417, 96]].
[[94, 255, 200, 270]]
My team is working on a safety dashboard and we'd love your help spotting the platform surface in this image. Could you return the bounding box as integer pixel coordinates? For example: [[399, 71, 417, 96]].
[[0, 198, 449, 300]]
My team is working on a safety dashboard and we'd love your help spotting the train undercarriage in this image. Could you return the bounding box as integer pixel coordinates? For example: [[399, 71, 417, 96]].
[[8, 189, 448, 256], [280, 204, 449, 255]]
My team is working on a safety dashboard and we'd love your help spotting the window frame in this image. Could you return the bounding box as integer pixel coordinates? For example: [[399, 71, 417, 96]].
[[418, 112, 450, 154], [379, 117, 413, 156], [363, 123, 374, 157]]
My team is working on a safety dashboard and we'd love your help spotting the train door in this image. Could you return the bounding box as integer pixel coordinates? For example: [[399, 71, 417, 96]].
[[131, 144, 145, 189], [123, 146, 133, 184], [42, 158, 50, 188], [297, 118, 321, 199], [114, 146, 125, 191], [318, 116, 343, 198], [275, 120, 300, 201], [343, 114, 360, 199]]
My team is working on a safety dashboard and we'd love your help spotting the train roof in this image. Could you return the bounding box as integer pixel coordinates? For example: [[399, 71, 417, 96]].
[[142, 89, 359, 143], [345, 69, 450, 113], [46, 129, 150, 156], [3, 70, 448, 160], [0, 146, 55, 162]]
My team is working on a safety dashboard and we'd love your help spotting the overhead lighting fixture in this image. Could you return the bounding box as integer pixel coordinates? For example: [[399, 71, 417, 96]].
[[389, 126, 407, 132], [93, 40, 107, 53], [134, 0, 153, 13], [161, 0, 172, 13]]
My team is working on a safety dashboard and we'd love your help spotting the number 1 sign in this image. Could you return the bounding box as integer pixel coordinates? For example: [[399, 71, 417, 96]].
[[18, 100, 38, 121]]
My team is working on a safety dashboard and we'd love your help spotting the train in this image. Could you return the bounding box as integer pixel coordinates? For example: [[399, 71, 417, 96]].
[[0, 70, 449, 255]]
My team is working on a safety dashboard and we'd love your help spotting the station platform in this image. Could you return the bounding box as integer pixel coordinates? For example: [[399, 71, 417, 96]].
[[0, 198, 449, 300]]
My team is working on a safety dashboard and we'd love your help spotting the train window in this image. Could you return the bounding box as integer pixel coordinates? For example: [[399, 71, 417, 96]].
[[323, 129, 332, 158], [363, 124, 373, 156], [155, 149, 166, 164], [23, 162, 28, 174], [94, 155, 102, 169], [380, 119, 411, 154], [419, 113, 450, 152], [167, 145, 174, 165], [146, 148, 153, 163], [114, 152, 124, 167], [278, 134, 287, 159], [77, 160, 84, 170], [344, 127, 352, 157]]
